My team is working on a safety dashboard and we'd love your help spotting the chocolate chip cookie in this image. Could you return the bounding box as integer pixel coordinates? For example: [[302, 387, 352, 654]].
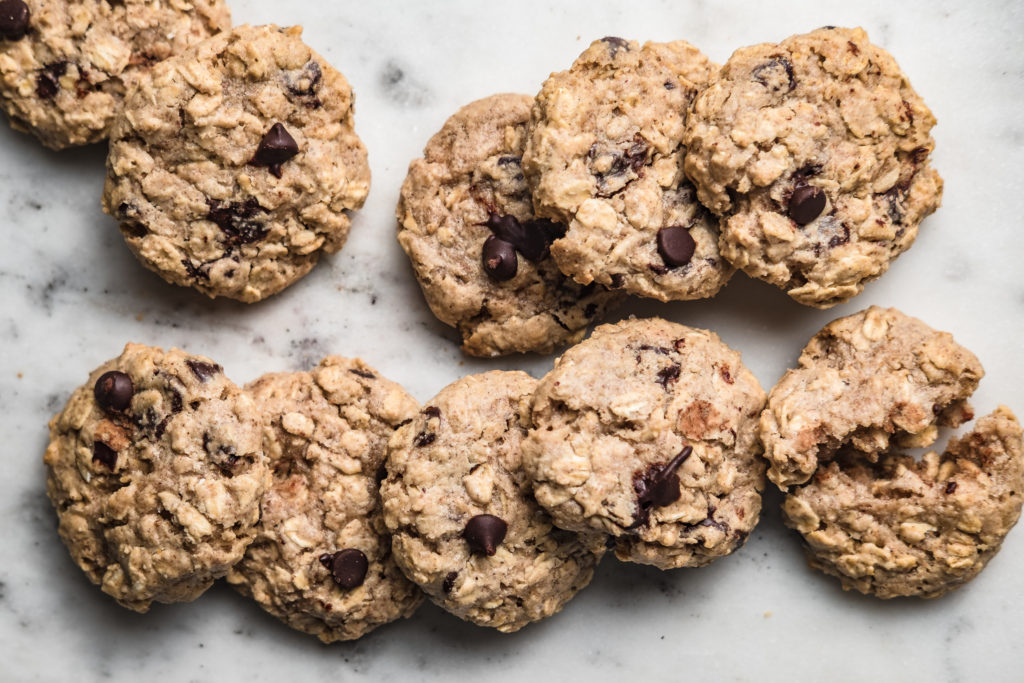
[[523, 37, 733, 302], [103, 24, 371, 303], [524, 318, 766, 569], [761, 306, 984, 489], [227, 357, 422, 642], [43, 343, 268, 612], [783, 407, 1023, 598], [0, 0, 230, 149], [380, 371, 605, 632], [684, 27, 943, 307], [397, 93, 620, 357]]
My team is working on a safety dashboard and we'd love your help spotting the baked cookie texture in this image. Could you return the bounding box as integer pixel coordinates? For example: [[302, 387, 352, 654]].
[[227, 357, 422, 642], [523, 37, 733, 302], [524, 318, 766, 569], [684, 27, 943, 307], [103, 24, 371, 303], [783, 407, 1023, 598], [397, 93, 620, 357], [43, 343, 268, 612], [761, 306, 983, 489], [0, 0, 230, 149], [381, 371, 605, 632]]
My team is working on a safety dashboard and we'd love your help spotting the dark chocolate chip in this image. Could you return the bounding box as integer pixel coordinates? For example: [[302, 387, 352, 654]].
[[482, 235, 518, 281], [414, 431, 435, 447], [463, 514, 507, 556], [250, 122, 299, 178], [530, 217, 567, 243], [656, 226, 696, 267], [601, 36, 630, 57], [328, 549, 368, 589], [608, 273, 624, 289], [497, 155, 521, 167], [752, 56, 795, 93], [631, 446, 693, 527], [285, 60, 323, 108], [655, 364, 680, 388], [0, 0, 30, 41], [186, 359, 221, 382], [92, 442, 118, 470], [94, 371, 133, 413], [788, 185, 826, 225], [480, 213, 549, 262], [169, 389, 183, 414], [423, 406, 441, 419], [442, 571, 458, 594], [36, 61, 67, 99], [349, 368, 375, 379], [664, 80, 676, 90], [945, 481, 958, 495], [206, 197, 268, 245]]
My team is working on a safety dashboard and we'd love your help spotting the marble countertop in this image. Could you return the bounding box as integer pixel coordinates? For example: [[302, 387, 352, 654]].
[[2, 1, 1022, 680]]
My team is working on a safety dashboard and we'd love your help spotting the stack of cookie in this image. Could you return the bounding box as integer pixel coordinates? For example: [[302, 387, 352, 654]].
[[1, 3, 372, 303], [43, 308, 1024, 641], [398, 27, 944, 356]]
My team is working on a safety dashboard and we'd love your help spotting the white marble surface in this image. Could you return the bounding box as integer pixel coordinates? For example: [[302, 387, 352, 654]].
[[2, 0, 1022, 680]]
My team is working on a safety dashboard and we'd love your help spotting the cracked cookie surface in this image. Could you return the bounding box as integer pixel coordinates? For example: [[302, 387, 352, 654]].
[[523, 38, 732, 302], [397, 93, 620, 357], [381, 371, 605, 632], [227, 357, 422, 642], [103, 24, 370, 303], [684, 27, 942, 307], [523, 318, 766, 569], [43, 343, 268, 612], [0, 0, 230, 149], [783, 407, 1024, 598], [761, 306, 984, 489]]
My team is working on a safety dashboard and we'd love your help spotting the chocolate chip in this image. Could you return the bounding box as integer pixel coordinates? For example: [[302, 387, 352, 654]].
[[631, 446, 693, 528], [250, 123, 299, 178], [92, 442, 118, 470], [482, 235, 518, 281], [413, 431, 435, 447], [94, 371, 133, 413], [656, 226, 696, 267], [442, 571, 458, 594], [463, 514, 507, 556], [788, 185, 826, 225], [36, 61, 67, 99], [480, 213, 549, 262], [349, 368, 375, 379], [423, 406, 441, 419], [608, 273, 624, 289], [319, 549, 368, 589], [0, 0, 30, 41], [206, 197, 268, 245], [945, 481, 958, 495], [169, 389, 183, 414], [752, 56, 795, 93], [285, 61, 323, 108], [186, 359, 221, 382], [601, 36, 630, 57], [655, 364, 680, 388]]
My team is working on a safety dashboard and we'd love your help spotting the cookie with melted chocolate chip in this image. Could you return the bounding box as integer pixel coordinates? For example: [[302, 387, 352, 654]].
[[523, 317, 766, 569], [397, 93, 621, 357], [43, 343, 268, 612], [227, 357, 422, 642], [684, 26, 943, 307], [380, 371, 605, 632], [523, 38, 733, 302], [0, 0, 230, 149], [102, 24, 370, 303]]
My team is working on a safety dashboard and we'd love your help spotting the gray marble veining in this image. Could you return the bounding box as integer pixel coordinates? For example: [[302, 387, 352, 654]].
[[1, 1, 1022, 681]]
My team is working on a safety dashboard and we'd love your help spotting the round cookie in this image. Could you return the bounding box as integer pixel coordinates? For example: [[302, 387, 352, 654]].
[[783, 407, 1024, 598], [0, 0, 230, 149], [684, 26, 943, 307], [102, 24, 371, 303], [43, 343, 268, 612], [227, 357, 422, 642], [523, 37, 733, 302], [380, 371, 605, 632], [397, 93, 620, 357], [523, 318, 766, 569], [761, 306, 984, 490]]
